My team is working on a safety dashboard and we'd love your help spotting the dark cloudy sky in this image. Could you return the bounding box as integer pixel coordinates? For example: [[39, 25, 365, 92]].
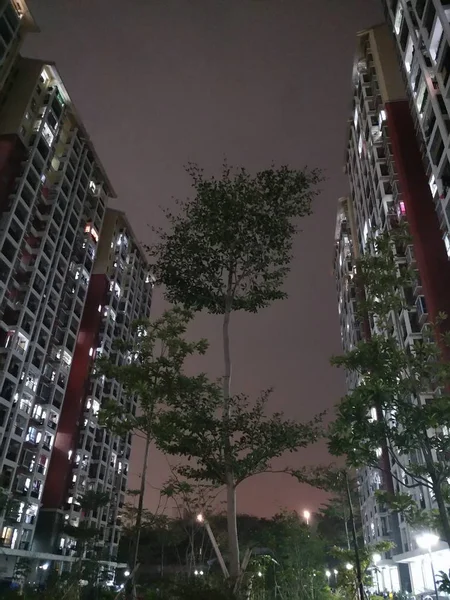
[[25, 0, 383, 517]]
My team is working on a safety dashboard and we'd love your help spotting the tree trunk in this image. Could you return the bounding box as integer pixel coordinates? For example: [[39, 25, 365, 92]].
[[345, 472, 365, 600], [222, 283, 240, 580], [129, 432, 151, 600]]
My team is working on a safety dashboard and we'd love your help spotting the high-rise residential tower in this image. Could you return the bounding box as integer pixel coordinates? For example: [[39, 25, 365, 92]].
[[334, 22, 450, 594], [0, 57, 116, 575]]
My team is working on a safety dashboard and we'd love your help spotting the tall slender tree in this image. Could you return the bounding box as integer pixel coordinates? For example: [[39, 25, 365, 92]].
[[150, 162, 321, 579]]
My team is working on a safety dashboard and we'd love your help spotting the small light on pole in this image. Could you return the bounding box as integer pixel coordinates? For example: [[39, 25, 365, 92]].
[[325, 570, 331, 583], [345, 563, 353, 571], [416, 533, 440, 600], [372, 553, 381, 593], [124, 570, 130, 578], [303, 510, 311, 526]]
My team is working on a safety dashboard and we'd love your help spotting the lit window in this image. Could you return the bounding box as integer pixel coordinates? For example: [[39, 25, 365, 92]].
[[394, 3, 403, 35], [375, 447, 382, 458], [429, 175, 437, 197], [404, 37, 414, 73], [444, 235, 450, 258], [40, 69, 50, 84], [42, 122, 54, 147], [68, 450, 73, 461], [429, 19, 443, 61], [378, 109, 386, 126], [92, 400, 100, 416], [89, 348, 94, 357], [98, 304, 102, 313], [84, 223, 99, 243], [353, 107, 358, 128]]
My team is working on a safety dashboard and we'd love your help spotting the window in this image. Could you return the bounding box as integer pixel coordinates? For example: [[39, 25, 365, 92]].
[[25, 427, 41, 444], [430, 19, 443, 61], [394, 3, 403, 35], [42, 122, 54, 146], [404, 37, 414, 73]]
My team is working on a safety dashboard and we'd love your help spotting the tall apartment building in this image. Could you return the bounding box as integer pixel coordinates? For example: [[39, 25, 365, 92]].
[[35, 209, 152, 569], [382, 0, 450, 236], [0, 56, 117, 575], [0, 1, 37, 93], [334, 23, 450, 594]]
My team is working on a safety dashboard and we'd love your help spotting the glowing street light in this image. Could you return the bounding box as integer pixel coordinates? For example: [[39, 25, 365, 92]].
[[372, 553, 381, 593], [196, 513, 228, 578], [258, 571, 263, 577], [325, 570, 331, 582], [303, 510, 311, 525], [345, 563, 353, 571], [416, 533, 440, 600], [124, 570, 131, 578]]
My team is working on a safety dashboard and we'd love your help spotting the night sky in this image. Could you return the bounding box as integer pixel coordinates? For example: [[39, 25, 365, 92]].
[[25, 0, 383, 517]]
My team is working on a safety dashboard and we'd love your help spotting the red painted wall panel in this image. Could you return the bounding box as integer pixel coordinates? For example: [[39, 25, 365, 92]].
[[42, 274, 108, 509], [385, 101, 450, 346]]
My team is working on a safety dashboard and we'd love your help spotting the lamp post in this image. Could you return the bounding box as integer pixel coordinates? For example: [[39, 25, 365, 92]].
[[325, 569, 331, 585], [416, 533, 440, 600], [303, 510, 311, 526], [372, 553, 381, 593], [197, 513, 229, 578], [333, 569, 338, 586]]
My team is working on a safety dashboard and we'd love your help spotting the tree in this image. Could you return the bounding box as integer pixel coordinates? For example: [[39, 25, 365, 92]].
[[150, 161, 322, 579], [96, 307, 214, 599], [329, 227, 450, 548]]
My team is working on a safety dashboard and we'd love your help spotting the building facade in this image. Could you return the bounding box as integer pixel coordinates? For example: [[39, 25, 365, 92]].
[[35, 209, 152, 569], [382, 0, 450, 238], [334, 22, 450, 594]]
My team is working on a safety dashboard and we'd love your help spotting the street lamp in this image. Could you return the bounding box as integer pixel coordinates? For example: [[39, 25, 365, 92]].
[[124, 570, 130, 578], [372, 553, 381, 593], [416, 533, 440, 600], [345, 563, 353, 571], [303, 510, 311, 526], [196, 513, 229, 578], [325, 570, 331, 585]]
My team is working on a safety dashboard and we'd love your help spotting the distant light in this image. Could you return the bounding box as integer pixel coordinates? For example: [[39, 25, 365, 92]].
[[124, 570, 130, 577], [325, 570, 331, 578], [196, 513, 204, 523], [40, 563, 49, 571], [258, 571, 263, 577], [346, 563, 353, 571], [199, 570, 204, 576], [194, 570, 199, 576], [333, 569, 338, 575], [372, 553, 381, 565]]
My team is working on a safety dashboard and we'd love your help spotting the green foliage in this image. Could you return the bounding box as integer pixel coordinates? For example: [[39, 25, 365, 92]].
[[328, 227, 450, 542], [375, 490, 439, 531], [149, 162, 322, 314], [437, 570, 450, 593], [331, 540, 393, 599], [96, 306, 210, 439], [155, 388, 322, 487]]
